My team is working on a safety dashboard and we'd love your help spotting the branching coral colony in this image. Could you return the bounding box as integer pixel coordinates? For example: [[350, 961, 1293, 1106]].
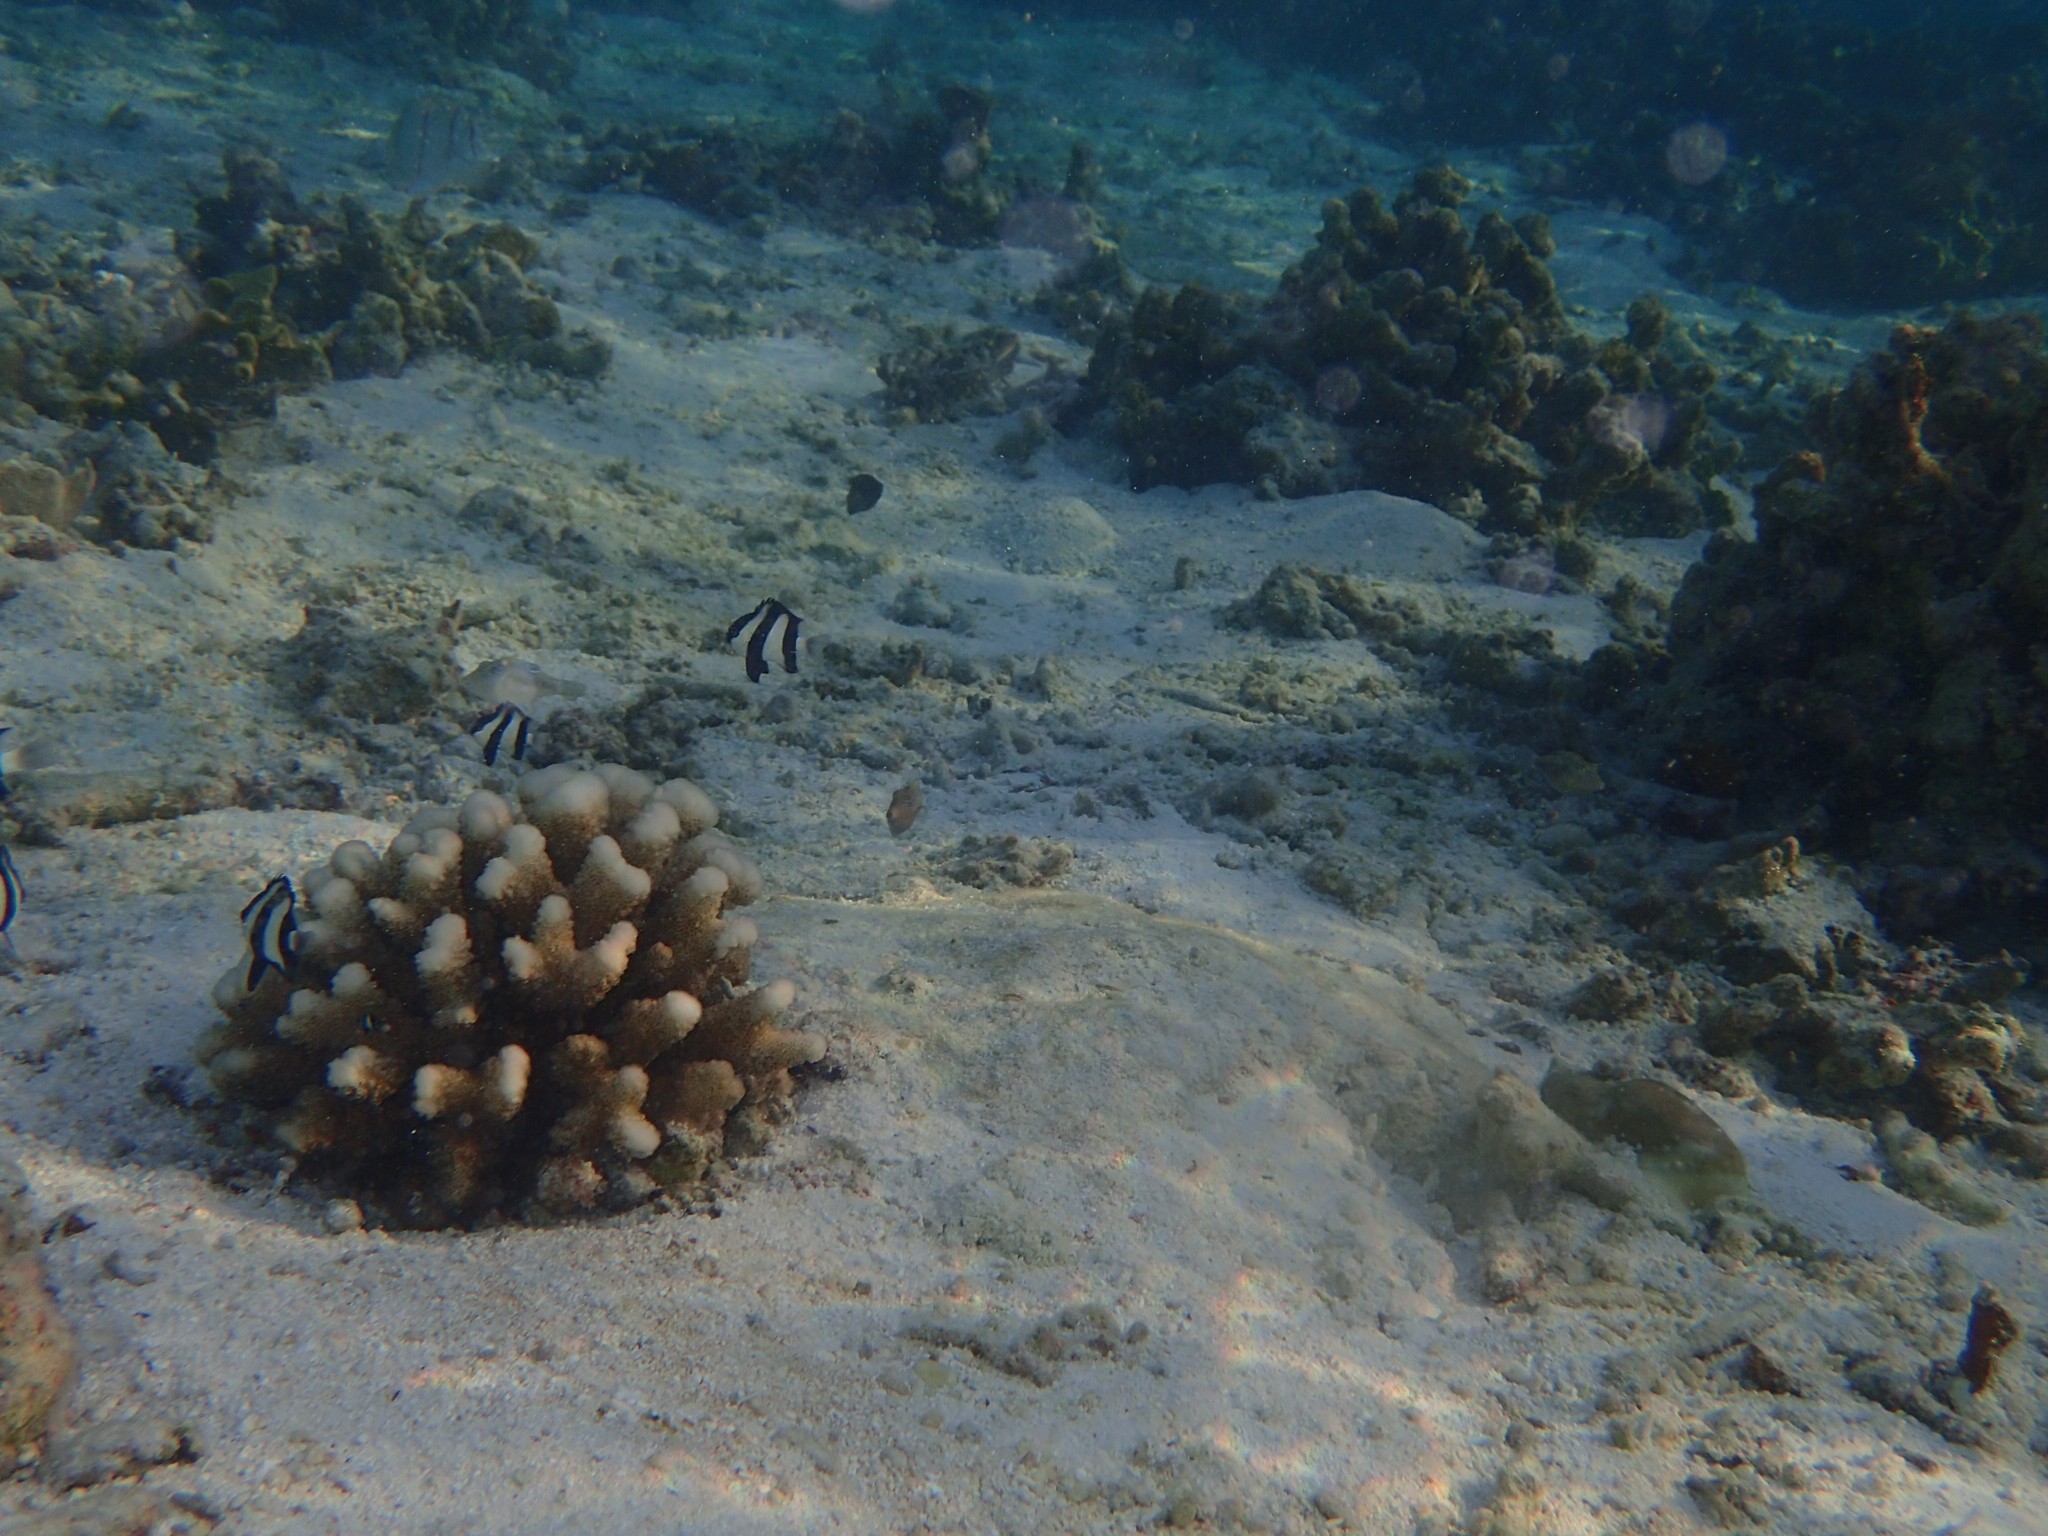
[[199, 764, 822, 1228]]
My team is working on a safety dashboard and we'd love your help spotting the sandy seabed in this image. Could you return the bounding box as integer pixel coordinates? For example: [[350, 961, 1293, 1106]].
[[0, 3, 2043, 1533]]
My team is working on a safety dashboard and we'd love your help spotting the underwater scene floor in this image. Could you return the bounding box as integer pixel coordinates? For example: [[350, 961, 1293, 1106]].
[[0, 2, 2044, 1533]]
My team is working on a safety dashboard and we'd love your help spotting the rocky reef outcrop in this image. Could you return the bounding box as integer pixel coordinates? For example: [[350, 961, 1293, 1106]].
[[1063, 168, 1737, 538], [1639, 312, 2048, 955]]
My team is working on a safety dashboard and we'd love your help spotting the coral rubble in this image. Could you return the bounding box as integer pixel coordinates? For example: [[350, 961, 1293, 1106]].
[[578, 82, 1014, 247], [1624, 837, 2048, 1217], [199, 764, 822, 1227], [1065, 169, 1736, 536], [145, 149, 608, 462], [1641, 312, 2048, 955], [3, 148, 606, 493]]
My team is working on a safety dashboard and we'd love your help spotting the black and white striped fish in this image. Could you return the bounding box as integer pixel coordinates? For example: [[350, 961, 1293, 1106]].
[[239, 875, 300, 992], [0, 845, 20, 937], [467, 701, 533, 766], [725, 599, 803, 683]]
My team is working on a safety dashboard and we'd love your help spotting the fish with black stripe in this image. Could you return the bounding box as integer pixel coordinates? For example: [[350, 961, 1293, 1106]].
[[467, 701, 534, 766], [239, 875, 301, 992], [0, 845, 21, 959], [726, 598, 804, 683]]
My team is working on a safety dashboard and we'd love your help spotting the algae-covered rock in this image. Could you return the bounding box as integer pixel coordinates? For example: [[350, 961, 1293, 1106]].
[[1539, 1065, 1749, 1210]]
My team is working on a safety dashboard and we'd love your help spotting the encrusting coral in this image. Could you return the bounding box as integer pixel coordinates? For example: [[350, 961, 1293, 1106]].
[[199, 763, 822, 1227]]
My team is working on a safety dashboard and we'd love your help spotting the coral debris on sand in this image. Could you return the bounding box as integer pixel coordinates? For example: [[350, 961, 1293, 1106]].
[[199, 764, 822, 1228]]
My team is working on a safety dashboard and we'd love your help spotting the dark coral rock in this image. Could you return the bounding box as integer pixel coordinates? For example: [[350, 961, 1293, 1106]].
[[576, 126, 773, 223], [1065, 170, 1737, 536], [133, 263, 333, 462], [877, 324, 1020, 422], [1646, 313, 2048, 956], [578, 82, 1016, 246]]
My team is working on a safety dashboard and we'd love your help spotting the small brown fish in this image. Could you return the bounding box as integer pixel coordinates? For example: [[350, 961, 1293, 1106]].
[[846, 473, 884, 515], [886, 781, 923, 836]]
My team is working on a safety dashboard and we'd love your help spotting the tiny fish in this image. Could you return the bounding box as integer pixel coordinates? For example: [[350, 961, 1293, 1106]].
[[468, 701, 533, 766], [846, 473, 885, 515], [726, 599, 803, 683], [388, 95, 490, 194], [239, 875, 300, 992], [0, 844, 21, 935], [886, 780, 923, 835]]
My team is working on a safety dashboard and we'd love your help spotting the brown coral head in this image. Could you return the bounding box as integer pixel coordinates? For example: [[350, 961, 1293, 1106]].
[[198, 763, 821, 1228], [1957, 1285, 2020, 1394]]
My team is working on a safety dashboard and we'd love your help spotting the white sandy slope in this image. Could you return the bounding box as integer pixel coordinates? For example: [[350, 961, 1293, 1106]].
[[0, 5, 2044, 1534]]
